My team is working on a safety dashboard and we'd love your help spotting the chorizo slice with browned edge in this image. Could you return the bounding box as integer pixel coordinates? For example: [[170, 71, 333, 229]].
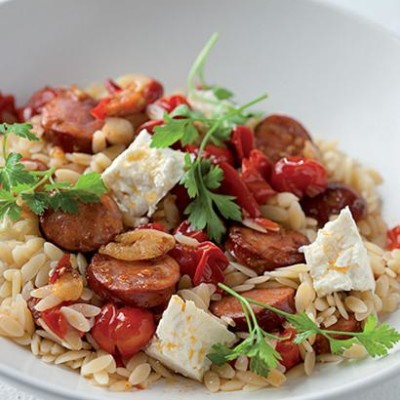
[[226, 226, 309, 274], [40, 195, 124, 253], [86, 254, 180, 308], [255, 114, 317, 163], [41, 89, 104, 153], [313, 314, 361, 355], [211, 287, 295, 332], [300, 182, 367, 227]]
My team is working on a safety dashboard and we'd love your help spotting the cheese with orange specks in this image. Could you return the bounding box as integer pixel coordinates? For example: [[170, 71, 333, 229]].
[[145, 295, 236, 381]]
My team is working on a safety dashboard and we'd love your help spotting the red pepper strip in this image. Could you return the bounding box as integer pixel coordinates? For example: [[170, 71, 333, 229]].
[[174, 220, 209, 242], [388, 226, 400, 250], [49, 254, 72, 284], [135, 223, 168, 232], [155, 94, 191, 113], [218, 162, 260, 218], [245, 149, 273, 181], [137, 119, 164, 134], [241, 159, 276, 205], [169, 241, 228, 286], [254, 217, 280, 232], [193, 242, 228, 286], [230, 125, 254, 162], [90, 97, 112, 119], [104, 79, 122, 94], [185, 144, 235, 165]]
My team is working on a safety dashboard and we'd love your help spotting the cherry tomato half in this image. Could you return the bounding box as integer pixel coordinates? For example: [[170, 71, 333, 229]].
[[271, 156, 327, 198], [91, 304, 155, 358]]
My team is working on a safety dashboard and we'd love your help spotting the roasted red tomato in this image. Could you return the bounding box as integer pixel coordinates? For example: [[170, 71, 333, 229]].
[[91, 304, 155, 358], [41, 307, 69, 339], [276, 328, 301, 370], [271, 156, 327, 198], [388, 226, 400, 250], [104, 79, 122, 95], [185, 144, 235, 165], [169, 241, 228, 286]]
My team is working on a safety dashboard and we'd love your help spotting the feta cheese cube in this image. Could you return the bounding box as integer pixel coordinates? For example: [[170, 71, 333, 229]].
[[145, 295, 236, 381], [300, 207, 375, 297], [102, 129, 185, 225]]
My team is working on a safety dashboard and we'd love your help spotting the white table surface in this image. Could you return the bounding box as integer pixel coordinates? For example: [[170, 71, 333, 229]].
[[1, 0, 400, 399]]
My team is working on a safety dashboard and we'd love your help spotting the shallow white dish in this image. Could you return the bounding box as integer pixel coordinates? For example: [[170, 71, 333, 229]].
[[1, 0, 400, 399]]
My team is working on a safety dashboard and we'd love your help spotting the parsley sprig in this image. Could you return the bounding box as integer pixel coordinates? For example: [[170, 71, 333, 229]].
[[151, 34, 267, 241], [208, 284, 400, 374], [207, 283, 282, 376], [0, 122, 107, 221]]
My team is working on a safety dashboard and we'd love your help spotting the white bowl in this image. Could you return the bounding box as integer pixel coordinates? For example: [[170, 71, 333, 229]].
[[1, 0, 400, 399]]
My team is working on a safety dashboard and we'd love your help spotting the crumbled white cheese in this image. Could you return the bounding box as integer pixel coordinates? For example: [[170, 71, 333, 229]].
[[145, 295, 236, 381], [300, 207, 375, 297], [102, 129, 185, 226]]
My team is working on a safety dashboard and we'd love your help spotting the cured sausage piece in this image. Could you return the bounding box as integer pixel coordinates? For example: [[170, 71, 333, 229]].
[[313, 315, 362, 355], [226, 226, 309, 274], [210, 287, 295, 332], [19, 86, 60, 121], [255, 114, 316, 164], [40, 195, 123, 253], [41, 90, 104, 153], [86, 254, 180, 308], [300, 182, 367, 227]]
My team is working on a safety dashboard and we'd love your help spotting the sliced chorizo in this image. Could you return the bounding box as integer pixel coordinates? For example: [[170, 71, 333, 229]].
[[313, 315, 361, 355], [300, 182, 367, 227], [255, 114, 317, 163], [210, 287, 295, 332], [40, 195, 123, 253], [41, 89, 104, 153], [19, 86, 60, 121], [86, 254, 180, 308], [226, 226, 309, 274]]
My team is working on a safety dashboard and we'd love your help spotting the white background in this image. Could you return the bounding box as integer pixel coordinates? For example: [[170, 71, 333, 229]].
[[1, 0, 400, 399]]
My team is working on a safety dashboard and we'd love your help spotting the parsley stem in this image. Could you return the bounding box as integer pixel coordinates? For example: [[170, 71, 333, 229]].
[[29, 168, 55, 192], [1, 133, 7, 166], [187, 33, 219, 94]]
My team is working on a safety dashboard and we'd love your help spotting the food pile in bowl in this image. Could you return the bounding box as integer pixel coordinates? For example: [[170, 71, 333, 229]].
[[0, 34, 400, 393]]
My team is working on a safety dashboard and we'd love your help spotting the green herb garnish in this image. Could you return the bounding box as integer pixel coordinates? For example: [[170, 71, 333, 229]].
[[151, 34, 267, 241], [208, 284, 400, 375], [0, 122, 107, 221]]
